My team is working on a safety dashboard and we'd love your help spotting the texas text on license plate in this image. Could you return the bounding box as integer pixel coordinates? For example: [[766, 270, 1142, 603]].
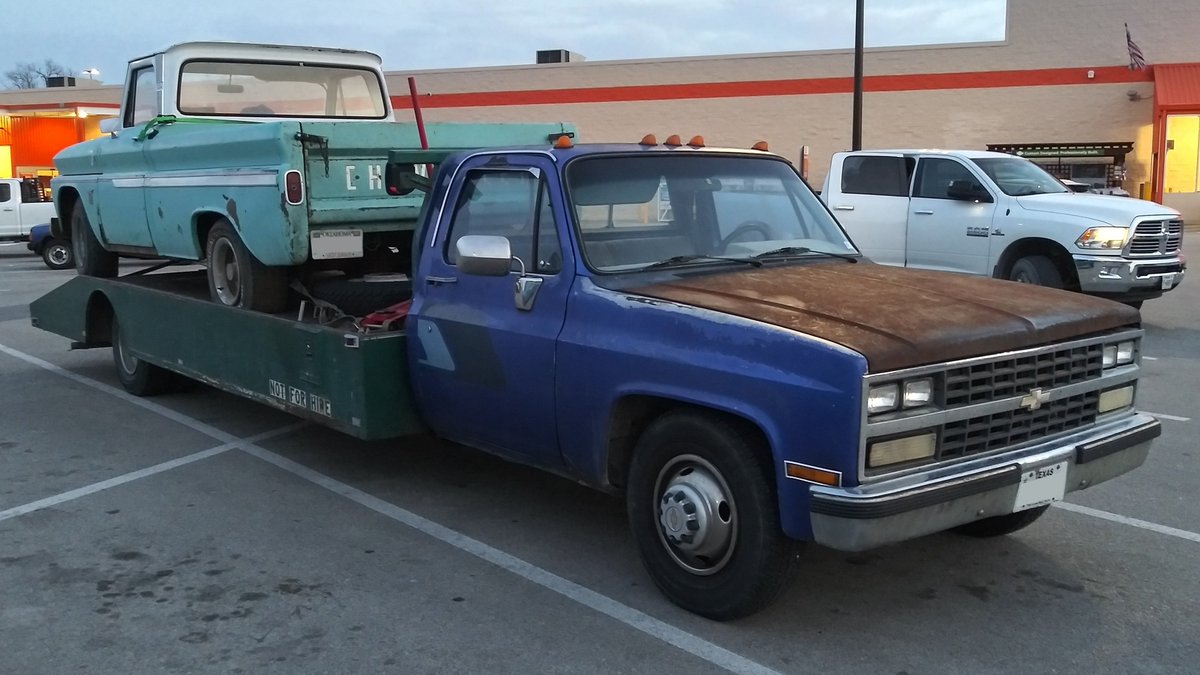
[[311, 229, 363, 260], [1013, 461, 1068, 512]]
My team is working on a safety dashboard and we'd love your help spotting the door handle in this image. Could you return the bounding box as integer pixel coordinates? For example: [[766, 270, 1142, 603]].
[[833, 205, 855, 211], [913, 210, 934, 215], [425, 276, 457, 286], [1, 208, 14, 212]]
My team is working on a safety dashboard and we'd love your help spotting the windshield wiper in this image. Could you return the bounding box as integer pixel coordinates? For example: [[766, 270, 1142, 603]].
[[642, 255, 763, 270], [754, 246, 859, 263]]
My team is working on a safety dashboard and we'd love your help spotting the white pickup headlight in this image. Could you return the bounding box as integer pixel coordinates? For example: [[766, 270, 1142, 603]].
[[1076, 227, 1129, 250]]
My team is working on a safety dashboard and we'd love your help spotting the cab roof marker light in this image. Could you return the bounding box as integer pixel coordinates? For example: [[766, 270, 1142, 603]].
[[687, 135, 705, 148], [639, 134, 658, 146], [663, 134, 683, 147], [554, 135, 574, 149], [751, 140, 770, 151]]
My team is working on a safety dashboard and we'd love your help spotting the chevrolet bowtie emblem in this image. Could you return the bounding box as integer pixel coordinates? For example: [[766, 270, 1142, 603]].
[[1020, 387, 1051, 411]]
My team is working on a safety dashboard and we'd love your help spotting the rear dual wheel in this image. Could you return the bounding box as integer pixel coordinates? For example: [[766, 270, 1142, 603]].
[[111, 316, 171, 396]]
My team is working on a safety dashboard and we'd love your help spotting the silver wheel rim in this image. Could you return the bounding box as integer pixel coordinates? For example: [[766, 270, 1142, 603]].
[[114, 326, 138, 376], [48, 244, 70, 266], [210, 237, 241, 306], [654, 454, 737, 576]]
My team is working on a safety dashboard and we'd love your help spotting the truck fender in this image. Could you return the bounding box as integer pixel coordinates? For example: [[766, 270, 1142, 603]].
[[992, 237, 1079, 289], [603, 391, 781, 492]]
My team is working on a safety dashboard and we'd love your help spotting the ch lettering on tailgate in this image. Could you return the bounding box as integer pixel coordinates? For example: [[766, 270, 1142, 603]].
[[344, 165, 384, 191]]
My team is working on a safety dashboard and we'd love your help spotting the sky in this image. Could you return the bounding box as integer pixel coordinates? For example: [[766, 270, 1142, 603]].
[[2, 0, 1006, 87]]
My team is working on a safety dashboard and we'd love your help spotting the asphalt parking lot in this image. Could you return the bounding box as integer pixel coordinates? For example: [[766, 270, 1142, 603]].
[[2, 240, 1198, 675]]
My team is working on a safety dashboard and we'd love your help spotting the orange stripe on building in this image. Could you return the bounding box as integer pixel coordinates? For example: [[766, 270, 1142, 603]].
[[393, 65, 1154, 109]]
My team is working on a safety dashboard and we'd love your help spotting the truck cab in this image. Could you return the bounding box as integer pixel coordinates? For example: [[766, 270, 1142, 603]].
[[821, 149, 1186, 306], [0, 177, 56, 242]]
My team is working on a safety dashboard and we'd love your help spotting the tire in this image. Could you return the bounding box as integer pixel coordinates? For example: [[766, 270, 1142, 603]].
[[308, 274, 413, 316], [112, 316, 171, 396], [626, 411, 800, 620], [42, 239, 74, 270], [1008, 255, 1063, 288], [71, 205, 118, 277], [205, 218, 290, 313], [951, 505, 1050, 538]]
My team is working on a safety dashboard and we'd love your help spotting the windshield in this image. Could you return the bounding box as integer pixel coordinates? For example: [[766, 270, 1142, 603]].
[[178, 60, 387, 119], [971, 157, 1069, 196], [565, 154, 858, 272]]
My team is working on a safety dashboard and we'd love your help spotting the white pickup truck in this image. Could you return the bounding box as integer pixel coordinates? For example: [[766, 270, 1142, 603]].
[[0, 178, 57, 243], [820, 150, 1186, 307]]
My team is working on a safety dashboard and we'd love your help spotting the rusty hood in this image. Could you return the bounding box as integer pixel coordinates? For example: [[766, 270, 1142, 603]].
[[631, 262, 1140, 373]]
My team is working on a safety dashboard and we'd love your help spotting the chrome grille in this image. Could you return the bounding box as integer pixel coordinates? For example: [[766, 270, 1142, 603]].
[[1127, 219, 1184, 257], [944, 343, 1104, 407], [939, 391, 1099, 459]]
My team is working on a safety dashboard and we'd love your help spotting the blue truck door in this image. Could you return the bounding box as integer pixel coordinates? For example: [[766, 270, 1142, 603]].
[[410, 153, 572, 464]]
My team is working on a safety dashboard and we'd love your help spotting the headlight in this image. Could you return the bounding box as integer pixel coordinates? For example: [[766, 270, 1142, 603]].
[[1076, 227, 1129, 250], [867, 383, 899, 413], [1103, 340, 1136, 368], [903, 378, 933, 408], [868, 432, 937, 468]]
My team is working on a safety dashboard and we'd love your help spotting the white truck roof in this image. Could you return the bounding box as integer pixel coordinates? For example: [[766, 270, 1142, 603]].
[[842, 149, 1017, 160], [133, 41, 383, 68]]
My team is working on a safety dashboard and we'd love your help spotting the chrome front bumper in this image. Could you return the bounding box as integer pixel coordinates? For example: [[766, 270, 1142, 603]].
[[808, 413, 1161, 552], [1074, 254, 1186, 297]]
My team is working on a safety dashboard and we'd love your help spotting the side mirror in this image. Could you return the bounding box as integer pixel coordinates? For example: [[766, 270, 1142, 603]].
[[947, 179, 993, 203], [456, 235, 513, 276], [99, 118, 121, 136]]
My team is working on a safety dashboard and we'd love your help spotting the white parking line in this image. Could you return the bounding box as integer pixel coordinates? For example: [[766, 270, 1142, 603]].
[[0, 341, 782, 675], [1054, 502, 1200, 544], [0, 424, 304, 523], [243, 444, 782, 675], [1143, 356, 1159, 361], [1146, 411, 1191, 422]]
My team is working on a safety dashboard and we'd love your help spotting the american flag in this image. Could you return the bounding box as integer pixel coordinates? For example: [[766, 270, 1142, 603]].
[[1126, 23, 1147, 70]]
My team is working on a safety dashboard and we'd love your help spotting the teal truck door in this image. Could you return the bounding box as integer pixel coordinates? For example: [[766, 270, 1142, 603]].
[[411, 153, 571, 464], [95, 63, 159, 251]]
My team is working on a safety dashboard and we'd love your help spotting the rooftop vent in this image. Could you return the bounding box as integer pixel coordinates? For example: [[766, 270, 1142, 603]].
[[536, 49, 586, 64], [46, 76, 77, 88]]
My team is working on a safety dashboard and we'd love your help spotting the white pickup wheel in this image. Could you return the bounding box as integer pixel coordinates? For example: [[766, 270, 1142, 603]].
[[626, 411, 799, 620], [1009, 255, 1064, 288]]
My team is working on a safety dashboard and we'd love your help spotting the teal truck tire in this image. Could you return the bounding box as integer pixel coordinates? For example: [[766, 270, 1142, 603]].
[[626, 411, 799, 620], [71, 206, 118, 277], [206, 219, 290, 313]]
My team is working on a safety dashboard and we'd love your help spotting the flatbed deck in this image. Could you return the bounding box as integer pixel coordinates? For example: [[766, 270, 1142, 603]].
[[30, 270, 424, 440]]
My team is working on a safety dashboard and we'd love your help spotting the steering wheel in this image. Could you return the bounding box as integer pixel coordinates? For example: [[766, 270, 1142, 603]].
[[720, 220, 773, 249]]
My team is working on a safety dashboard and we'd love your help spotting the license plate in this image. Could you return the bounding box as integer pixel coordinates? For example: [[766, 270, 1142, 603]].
[[1014, 461, 1068, 512], [311, 229, 363, 260], [1161, 273, 1177, 290]]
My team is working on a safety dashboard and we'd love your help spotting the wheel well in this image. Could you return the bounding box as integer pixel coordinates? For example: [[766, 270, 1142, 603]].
[[85, 292, 115, 346], [993, 238, 1080, 291], [194, 212, 226, 259], [605, 395, 774, 490], [56, 188, 81, 234]]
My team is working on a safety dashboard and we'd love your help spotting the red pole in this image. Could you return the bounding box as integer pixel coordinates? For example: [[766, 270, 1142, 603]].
[[407, 76, 429, 150]]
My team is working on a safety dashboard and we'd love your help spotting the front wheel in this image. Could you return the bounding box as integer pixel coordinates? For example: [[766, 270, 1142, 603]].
[[42, 239, 74, 270], [71, 206, 117, 277], [1008, 255, 1063, 288], [206, 218, 289, 313], [626, 411, 799, 620]]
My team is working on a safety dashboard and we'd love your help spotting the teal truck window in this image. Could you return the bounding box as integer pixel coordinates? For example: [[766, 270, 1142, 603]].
[[128, 67, 157, 127]]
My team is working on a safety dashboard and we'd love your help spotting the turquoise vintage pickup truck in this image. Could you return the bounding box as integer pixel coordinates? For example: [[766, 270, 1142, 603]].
[[51, 42, 573, 312]]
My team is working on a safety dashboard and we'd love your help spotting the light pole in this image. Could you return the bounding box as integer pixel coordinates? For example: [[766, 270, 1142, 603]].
[[82, 68, 100, 80], [852, 0, 864, 151]]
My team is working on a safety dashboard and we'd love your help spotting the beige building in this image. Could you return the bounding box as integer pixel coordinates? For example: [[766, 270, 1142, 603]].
[[4, 0, 1200, 219]]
